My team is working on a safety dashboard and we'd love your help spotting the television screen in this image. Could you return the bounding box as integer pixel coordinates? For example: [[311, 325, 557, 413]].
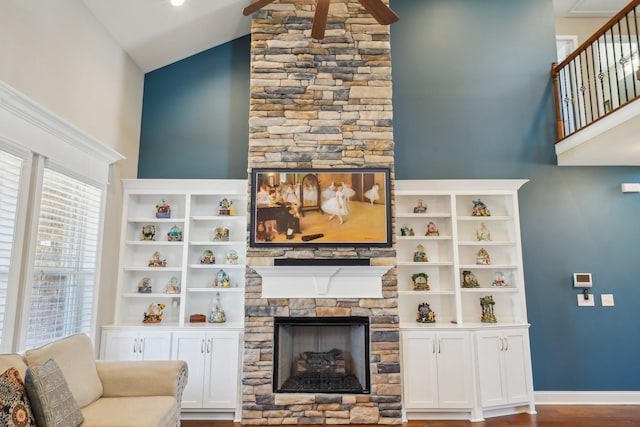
[[250, 168, 391, 247]]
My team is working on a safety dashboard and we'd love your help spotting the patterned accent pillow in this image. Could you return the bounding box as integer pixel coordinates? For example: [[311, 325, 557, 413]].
[[0, 367, 36, 427], [25, 358, 84, 427]]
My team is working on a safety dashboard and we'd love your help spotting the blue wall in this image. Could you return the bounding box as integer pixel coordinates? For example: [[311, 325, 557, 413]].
[[138, 0, 640, 390], [138, 36, 250, 179]]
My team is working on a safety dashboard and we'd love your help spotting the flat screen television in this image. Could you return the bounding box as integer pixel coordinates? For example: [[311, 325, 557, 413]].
[[250, 168, 391, 247]]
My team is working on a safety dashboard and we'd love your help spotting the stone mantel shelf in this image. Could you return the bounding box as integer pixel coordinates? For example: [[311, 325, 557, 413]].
[[251, 265, 392, 299]]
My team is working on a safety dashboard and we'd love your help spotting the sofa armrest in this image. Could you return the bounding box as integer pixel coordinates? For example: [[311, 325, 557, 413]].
[[95, 360, 188, 404]]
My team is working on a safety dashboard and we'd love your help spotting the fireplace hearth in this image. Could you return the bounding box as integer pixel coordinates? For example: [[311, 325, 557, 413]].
[[273, 316, 370, 394]]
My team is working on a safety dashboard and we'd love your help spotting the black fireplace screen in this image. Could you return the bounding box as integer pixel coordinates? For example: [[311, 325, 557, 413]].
[[273, 316, 371, 394]]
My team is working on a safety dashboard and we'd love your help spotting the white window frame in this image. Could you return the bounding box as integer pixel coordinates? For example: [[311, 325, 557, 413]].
[[0, 80, 122, 351]]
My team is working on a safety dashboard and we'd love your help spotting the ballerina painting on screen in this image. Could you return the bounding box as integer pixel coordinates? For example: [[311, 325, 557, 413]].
[[364, 183, 380, 205]]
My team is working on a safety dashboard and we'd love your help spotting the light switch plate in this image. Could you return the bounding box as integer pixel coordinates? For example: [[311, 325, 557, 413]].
[[601, 294, 615, 307], [577, 294, 595, 307]]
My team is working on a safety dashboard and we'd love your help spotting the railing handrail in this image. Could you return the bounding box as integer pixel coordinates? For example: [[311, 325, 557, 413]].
[[553, 0, 640, 73]]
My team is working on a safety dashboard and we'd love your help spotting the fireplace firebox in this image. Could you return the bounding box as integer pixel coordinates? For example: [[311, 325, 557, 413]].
[[273, 316, 370, 394]]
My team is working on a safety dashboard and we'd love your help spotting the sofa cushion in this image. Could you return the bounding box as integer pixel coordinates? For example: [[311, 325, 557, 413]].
[[25, 358, 84, 427], [0, 367, 36, 427], [80, 396, 179, 427], [25, 334, 103, 408]]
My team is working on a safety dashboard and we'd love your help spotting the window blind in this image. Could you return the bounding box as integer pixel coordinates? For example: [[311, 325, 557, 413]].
[[0, 150, 23, 348], [26, 168, 103, 349]]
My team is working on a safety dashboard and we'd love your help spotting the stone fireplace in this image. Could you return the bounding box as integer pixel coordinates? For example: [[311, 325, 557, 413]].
[[243, 0, 399, 424]]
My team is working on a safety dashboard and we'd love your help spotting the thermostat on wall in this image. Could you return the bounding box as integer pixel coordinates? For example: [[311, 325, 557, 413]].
[[573, 273, 592, 288]]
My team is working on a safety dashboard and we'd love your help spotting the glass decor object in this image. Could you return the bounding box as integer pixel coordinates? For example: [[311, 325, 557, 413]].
[[425, 221, 439, 236], [200, 249, 215, 264], [164, 276, 181, 293], [155, 199, 171, 218], [218, 198, 231, 216], [148, 251, 167, 267], [413, 199, 427, 213], [213, 226, 229, 241], [212, 269, 230, 288], [167, 224, 183, 241], [143, 303, 165, 324], [411, 272, 430, 291], [226, 249, 238, 265], [140, 224, 156, 241], [492, 271, 507, 287], [476, 222, 491, 241], [476, 247, 491, 265], [208, 292, 226, 323], [480, 295, 497, 323], [416, 302, 436, 323], [137, 277, 152, 293], [400, 225, 414, 236], [471, 198, 491, 216], [413, 244, 428, 262], [461, 270, 480, 288]]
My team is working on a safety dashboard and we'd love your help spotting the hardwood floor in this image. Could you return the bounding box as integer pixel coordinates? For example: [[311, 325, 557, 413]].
[[181, 405, 640, 427]]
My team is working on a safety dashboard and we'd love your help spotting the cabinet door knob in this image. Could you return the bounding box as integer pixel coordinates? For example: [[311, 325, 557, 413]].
[[498, 337, 504, 351], [139, 338, 144, 354], [206, 338, 212, 354], [133, 338, 138, 353], [201, 339, 205, 354], [503, 337, 509, 352]]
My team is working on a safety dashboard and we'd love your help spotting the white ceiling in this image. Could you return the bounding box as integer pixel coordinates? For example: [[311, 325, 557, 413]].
[[82, 0, 623, 73]]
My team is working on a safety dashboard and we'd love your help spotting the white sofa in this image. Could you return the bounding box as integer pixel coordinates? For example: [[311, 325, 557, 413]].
[[0, 334, 187, 427]]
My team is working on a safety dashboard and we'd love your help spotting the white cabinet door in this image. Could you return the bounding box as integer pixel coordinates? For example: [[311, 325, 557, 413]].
[[172, 331, 207, 408], [502, 330, 531, 404], [172, 330, 240, 410], [402, 331, 438, 408], [436, 332, 473, 408], [203, 331, 240, 409], [476, 328, 531, 407], [102, 330, 140, 361], [101, 329, 172, 361], [402, 330, 472, 410]]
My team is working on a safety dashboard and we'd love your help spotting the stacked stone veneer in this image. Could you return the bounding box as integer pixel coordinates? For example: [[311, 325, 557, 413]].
[[243, 1, 399, 424]]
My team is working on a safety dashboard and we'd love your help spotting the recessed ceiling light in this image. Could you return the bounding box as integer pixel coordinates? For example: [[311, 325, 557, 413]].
[[170, 0, 184, 6]]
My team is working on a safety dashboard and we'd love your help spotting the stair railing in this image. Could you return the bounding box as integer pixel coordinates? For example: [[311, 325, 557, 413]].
[[552, 0, 640, 141]]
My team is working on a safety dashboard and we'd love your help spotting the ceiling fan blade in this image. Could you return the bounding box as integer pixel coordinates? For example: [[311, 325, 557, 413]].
[[357, 0, 399, 25], [242, 0, 276, 16], [311, 0, 330, 40]]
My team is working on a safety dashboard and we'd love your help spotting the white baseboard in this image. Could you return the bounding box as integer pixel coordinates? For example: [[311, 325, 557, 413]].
[[535, 391, 640, 404]]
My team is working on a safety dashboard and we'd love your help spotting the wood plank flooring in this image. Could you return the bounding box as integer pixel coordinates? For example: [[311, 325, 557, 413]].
[[181, 405, 640, 427]]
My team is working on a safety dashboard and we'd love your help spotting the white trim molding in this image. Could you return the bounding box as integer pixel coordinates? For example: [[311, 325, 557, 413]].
[[0, 80, 124, 184], [535, 391, 640, 404]]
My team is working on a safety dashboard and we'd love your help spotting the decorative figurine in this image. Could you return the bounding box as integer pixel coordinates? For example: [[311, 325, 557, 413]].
[[476, 222, 491, 241], [213, 269, 230, 288], [492, 271, 507, 287], [200, 249, 216, 264], [167, 224, 183, 241], [141, 225, 156, 241], [228, 201, 236, 216], [416, 302, 436, 323], [471, 199, 491, 216], [425, 221, 439, 236], [148, 251, 167, 267], [218, 198, 231, 216], [143, 303, 166, 323], [411, 272, 430, 291], [226, 250, 238, 265], [164, 277, 181, 294], [208, 292, 226, 323], [213, 226, 230, 241], [476, 247, 491, 265], [480, 295, 497, 323], [155, 200, 171, 218], [461, 270, 480, 288], [400, 224, 415, 236], [413, 199, 428, 213], [137, 277, 152, 293], [413, 244, 428, 262]]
